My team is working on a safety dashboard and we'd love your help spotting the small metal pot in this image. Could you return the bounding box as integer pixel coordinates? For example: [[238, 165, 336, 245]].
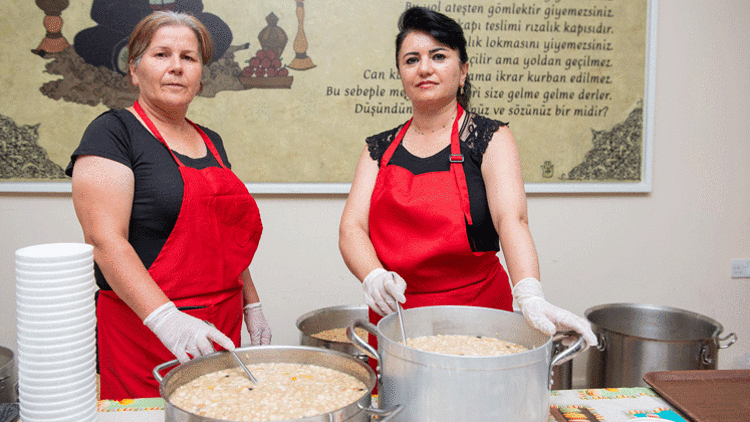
[[0, 347, 17, 404], [348, 306, 586, 422], [153, 345, 401, 422], [585, 303, 737, 388], [296, 305, 368, 362]]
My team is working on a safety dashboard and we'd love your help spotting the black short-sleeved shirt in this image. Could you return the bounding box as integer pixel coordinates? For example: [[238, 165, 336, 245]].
[[65, 109, 231, 290], [366, 113, 506, 252]]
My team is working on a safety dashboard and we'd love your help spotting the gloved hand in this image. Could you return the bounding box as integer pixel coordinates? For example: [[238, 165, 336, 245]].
[[363, 268, 407, 317], [512, 278, 598, 349], [244, 302, 272, 346], [143, 301, 235, 363]]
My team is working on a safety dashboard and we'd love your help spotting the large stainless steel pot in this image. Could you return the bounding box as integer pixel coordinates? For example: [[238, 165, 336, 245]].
[[153, 346, 401, 422], [585, 303, 737, 388], [296, 305, 368, 362], [0, 347, 17, 404], [347, 306, 586, 422]]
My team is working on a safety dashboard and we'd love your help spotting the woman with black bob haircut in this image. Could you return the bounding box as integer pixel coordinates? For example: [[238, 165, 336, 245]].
[[340, 6, 597, 361], [395, 7, 473, 110]]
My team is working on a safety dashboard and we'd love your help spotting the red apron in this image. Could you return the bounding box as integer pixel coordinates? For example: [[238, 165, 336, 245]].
[[367, 105, 512, 372], [97, 101, 262, 400]]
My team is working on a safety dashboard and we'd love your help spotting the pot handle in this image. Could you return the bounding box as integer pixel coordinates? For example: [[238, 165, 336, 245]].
[[701, 332, 738, 365], [358, 403, 403, 422], [594, 331, 607, 352], [347, 320, 381, 363], [718, 332, 737, 349], [152, 359, 180, 383], [550, 331, 587, 368]]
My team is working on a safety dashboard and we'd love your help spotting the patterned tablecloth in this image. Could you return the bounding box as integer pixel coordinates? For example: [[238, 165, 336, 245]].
[[94, 387, 689, 422], [548, 387, 689, 421]]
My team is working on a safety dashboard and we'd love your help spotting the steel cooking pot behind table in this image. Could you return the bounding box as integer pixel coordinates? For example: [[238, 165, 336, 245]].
[[585, 303, 737, 388], [153, 345, 401, 422], [348, 305, 586, 422], [296, 304, 368, 363]]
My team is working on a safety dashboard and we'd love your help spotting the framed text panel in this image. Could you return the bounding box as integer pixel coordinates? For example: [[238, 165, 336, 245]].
[[0, 0, 656, 193]]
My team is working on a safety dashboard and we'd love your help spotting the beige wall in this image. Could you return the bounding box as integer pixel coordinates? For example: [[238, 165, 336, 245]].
[[2, 0, 749, 386]]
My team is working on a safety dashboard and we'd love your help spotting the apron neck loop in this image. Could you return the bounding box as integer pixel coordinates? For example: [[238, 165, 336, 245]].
[[380, 103, 473, 226], [132, 101, 226, 169], [133, 100, 185, 167]]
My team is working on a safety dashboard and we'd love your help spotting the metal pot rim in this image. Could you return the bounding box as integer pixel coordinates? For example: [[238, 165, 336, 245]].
[[584, 302, 725, 341], [375, 306, 555, 369], [157, 345, 377, 422], [296, 305, 369, 357], [296, 304, 368, 330]]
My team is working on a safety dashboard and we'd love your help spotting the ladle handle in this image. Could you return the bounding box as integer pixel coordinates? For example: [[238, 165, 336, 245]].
[[230, 350, 258, 384], [396, 303, 407, 345]]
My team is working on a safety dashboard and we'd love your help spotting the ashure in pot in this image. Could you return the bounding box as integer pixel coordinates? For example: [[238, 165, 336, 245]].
[[348, 305, 586, 422], [153, 345, 401, 422], [296, 304, 368, 362]]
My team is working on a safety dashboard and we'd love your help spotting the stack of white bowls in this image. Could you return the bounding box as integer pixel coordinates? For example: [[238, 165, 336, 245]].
[[15, 243, 97, 422]]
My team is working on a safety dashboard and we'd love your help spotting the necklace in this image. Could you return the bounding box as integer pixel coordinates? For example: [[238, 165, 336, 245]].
[[411, 113, 456, 136]]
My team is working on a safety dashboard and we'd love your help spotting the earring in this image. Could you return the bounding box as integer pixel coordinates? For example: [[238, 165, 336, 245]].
[[459, 85, 465, 96]]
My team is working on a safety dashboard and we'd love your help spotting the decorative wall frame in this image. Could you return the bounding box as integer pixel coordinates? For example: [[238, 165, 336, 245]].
[[0, 0, 656, 194]]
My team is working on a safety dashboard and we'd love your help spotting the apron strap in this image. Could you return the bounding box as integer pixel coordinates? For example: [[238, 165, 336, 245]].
[[380, 120, 411, 170], [449, 104, 473, 226]]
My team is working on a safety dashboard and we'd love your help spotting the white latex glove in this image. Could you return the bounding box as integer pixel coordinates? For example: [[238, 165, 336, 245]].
[[363, 268, 407, 317], [244, 302, 272, 346], [512, 278, 598, 349], [144, 302, 235, 363]]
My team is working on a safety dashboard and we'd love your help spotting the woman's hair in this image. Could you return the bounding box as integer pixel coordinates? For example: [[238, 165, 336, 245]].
[[127, 11, 213, 80], [396, 7, 471, 110]]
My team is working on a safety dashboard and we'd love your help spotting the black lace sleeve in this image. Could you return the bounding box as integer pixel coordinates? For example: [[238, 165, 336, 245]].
[[462, 114, 508, 165], [365, 125, 403, 165]]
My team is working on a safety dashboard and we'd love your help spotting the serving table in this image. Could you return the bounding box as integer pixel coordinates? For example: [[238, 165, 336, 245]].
[[93, 387, 689, 422]]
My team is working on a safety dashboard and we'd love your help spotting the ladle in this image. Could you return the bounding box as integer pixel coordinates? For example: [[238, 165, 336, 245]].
[[204, 320, 257, 383], [396, 303, 407, 345], [230, 350, 258, 384]]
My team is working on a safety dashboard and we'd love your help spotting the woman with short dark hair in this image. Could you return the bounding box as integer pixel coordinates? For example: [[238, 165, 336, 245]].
[[340, 7, 596, 353]]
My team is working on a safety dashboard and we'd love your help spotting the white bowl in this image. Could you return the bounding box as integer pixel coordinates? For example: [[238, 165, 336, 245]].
[[15, 256, 93, 272], [15, 282, 95, 298], [16, 309, 96, 331], [18, 362, 95, 387], [19, 381, 96, 403], [21, 387, 96, 408], [20, 394, 96, 420], [16, 304, 96, 322], [16, 295, 94, 313], [17, 347, 95, 371], [16, 265, 93, 280], [17, 323, 95, 348], [15, 243, 93, 264], [19, 355, 96, 381], [17, 341, 97, 363], [17, 317, 96, 342], [19, 383, 93, 407], [16, 287, 95, 308], [17, 335, 95, 356], [18, 371, 95, 395], [16, 285, 95, 304], [16, 309, 96, 329], [15, 270, 95, 290]]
